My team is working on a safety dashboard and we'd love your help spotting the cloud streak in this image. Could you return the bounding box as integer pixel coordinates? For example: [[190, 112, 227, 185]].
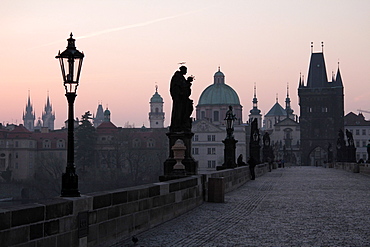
[[30, 6, 211, 50]]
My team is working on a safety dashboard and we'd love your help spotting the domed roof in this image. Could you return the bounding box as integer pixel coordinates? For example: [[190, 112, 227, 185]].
[[150, 86, 163, 103], [104, 109, 111, 115], [198, 68, 240, 106]]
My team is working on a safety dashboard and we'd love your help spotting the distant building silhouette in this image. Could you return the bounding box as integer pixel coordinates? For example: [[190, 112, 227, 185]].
[[298, 44, 344, 166], [149, 86, 165, 128], [42, 93, 55, 130], [93, 103, 104, 127], [248, 84, 262, 129], [344, 112, 370, 161], [23, 92, 35, 131]]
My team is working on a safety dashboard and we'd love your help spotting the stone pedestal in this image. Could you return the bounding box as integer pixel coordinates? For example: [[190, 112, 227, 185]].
[[217, 138, 238, 170], [160, 131, 198, 181]]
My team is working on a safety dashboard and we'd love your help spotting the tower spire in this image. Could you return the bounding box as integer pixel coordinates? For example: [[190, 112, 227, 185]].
[[311, 42, 313, 53], [321, 41, 324, 53]]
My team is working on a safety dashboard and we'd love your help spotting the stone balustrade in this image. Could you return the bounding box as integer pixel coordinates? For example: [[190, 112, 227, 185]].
[[0, 164, 268, 247]]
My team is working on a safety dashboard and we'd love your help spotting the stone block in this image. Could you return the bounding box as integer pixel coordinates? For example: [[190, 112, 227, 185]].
[[98, 220, 117, 244], [88, 210, 97, 225], [108, 206, 120, 219], [59, 216, 76, 232], [64, 195, 93, 215], [139, 198, 152, 211], [149, 207, 163, 227], [87, 223, 98, 244], [11, 204, 45, 227], [149, 185, 160, 197], [121, 201, 138, 216], [0, 226, 29, 246], [169, 181, 180, 192], [165, 192, 175, 204], [57, 232, 73, 247], [127, 189, 139, 202], [0, 209, 10, 230], [30, 222, 44, 240], [36, 236, 57, 247], [153, 182, 169, 195], [152, 195, 166, 208], [138, 187, 149, 200], [44, 219, 60, 236], [116, 214, 133, 236], [92, 193, 112, 210], [42, 198, 73, 220], [175, 191, 182, 203], [111, 190, 128, 205], [134, 211, 149, 231], [208, 177, 225, 203], [96, 208, 108, 223]]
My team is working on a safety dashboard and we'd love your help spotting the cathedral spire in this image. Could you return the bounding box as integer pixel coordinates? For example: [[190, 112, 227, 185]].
[[42, 92, 55, 130], [23, 91, 35, 131]]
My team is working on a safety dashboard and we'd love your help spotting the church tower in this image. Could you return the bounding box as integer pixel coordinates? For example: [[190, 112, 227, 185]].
[[42, 93, 55, 130], [23, 92, 35, 131], [248, 84, 262, 129], [298, 43, 344, 166], [94, 103, 104, 127], [149, 85, 165, 128], [285, 84, 294, 119]]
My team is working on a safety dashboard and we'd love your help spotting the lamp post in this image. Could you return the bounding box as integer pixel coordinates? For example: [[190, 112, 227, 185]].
[[56, 33, 84, 197]]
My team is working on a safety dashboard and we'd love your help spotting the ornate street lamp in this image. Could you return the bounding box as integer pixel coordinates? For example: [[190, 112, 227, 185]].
[[56, 33, 84, 197]]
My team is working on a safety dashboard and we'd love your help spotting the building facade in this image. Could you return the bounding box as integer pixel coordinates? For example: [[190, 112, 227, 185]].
[[344, 112, 370, 161]]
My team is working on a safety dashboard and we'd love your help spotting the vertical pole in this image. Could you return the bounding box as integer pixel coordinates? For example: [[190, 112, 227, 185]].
[[61, 93, 80, 197]]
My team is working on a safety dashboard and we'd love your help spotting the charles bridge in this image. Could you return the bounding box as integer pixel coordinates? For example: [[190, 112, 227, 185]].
[[1, 163, 370, 247]]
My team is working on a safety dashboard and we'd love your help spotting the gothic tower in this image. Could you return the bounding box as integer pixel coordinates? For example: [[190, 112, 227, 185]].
[[248, 84, 262, 129], [23, 92, 35, 131], [149, 86, 165, 128], [94, 103, 104, 127], [298, 43, 344, 166], [42, 93, 55, 130]]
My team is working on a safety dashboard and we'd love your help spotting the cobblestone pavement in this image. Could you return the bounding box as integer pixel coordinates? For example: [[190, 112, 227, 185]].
[[111, 167, 370, 247]]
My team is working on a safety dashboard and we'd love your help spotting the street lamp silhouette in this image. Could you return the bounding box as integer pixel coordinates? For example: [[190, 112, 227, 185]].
[[56, 33, 84, 197]]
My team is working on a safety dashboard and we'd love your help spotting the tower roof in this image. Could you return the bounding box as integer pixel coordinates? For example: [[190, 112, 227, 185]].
[[150, 86, 163, 103], [306, 52, 328, 88], [265, 102, 286, 117]]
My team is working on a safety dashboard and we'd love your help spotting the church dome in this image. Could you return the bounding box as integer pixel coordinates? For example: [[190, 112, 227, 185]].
[[198, 68, 240, 106]]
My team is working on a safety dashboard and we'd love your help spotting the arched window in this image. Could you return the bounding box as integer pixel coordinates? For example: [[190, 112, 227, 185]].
[[147, 138, 155, 148], [43, 139, 51, 148], [57, 139, 65, 148], [133, 138, 141, 148]]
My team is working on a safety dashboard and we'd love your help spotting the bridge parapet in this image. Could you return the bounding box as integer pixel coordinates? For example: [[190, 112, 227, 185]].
[[0, 164, 269, 246]]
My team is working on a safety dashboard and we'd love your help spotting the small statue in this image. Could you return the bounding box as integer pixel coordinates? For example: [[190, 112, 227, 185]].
[[263, 132, 270, 147], [169, 66, 194, 132], [346, 129, 354, 147]]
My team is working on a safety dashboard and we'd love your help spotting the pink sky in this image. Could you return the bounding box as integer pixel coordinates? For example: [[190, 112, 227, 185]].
[[1, 0, 369, 128]]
